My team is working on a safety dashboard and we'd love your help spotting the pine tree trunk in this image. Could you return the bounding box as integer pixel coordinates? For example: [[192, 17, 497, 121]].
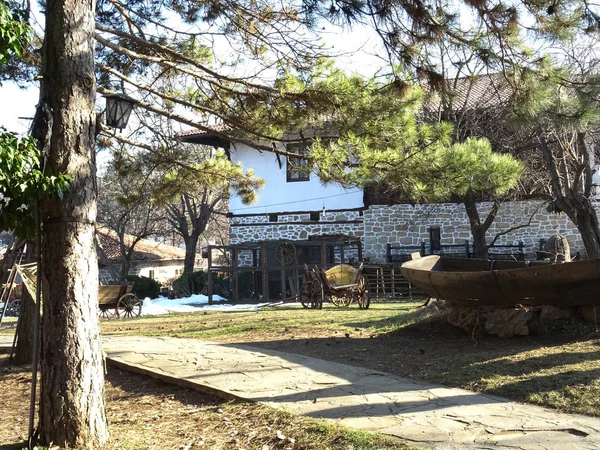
[[183, 234, 200, 273], [471, 226, 489, 259], [557, 195, 600, 259], [38, 0, 108, 447], [463, 193, 490, 259]]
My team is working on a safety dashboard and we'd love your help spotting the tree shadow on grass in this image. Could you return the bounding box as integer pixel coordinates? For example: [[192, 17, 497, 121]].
[[0, 443, 24, 450], [105, 365, 227, 407]]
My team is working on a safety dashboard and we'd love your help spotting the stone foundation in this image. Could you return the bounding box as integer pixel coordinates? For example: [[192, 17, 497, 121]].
[[230, 200, 598, 263], [364, 201, 590, 262], [446, 304, 594, 337]]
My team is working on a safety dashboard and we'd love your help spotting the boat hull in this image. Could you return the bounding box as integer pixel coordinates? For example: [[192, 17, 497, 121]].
[[400, 255, 600, 306]]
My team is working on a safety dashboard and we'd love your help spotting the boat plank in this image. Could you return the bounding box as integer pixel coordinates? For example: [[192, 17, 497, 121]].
[[401, 255, 600, 306]]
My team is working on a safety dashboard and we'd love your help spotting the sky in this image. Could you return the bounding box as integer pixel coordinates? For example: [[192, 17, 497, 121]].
[[0, 12, 385, 136]]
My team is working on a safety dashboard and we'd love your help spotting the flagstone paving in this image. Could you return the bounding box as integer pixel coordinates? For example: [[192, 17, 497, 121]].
[[3, 334, 600, 449]]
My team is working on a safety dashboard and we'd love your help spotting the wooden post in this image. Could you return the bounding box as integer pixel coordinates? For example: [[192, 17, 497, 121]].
[[232, 247, 239, 303], [261, 243, 269, 301], [320, 242, 327, 268], [252, 248, 260, 301], [207, 246, 213, 304]]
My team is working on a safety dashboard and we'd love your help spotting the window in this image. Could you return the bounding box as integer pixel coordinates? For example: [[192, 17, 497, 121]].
[[268, 213, 278, 223], [175, 268, 183, 276], [286, 142, 310, 182], [148, 270, 155, 280]]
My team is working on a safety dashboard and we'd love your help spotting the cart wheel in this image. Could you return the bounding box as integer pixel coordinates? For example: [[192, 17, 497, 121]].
[[299, 280, 312, 309], [332, 294, 352, 307], [310, 278, 324, 310], [99, 307, 116, 319], [356, 276, 370, 309], [275, 241, 296, 266], [117, 293, 142, 319]]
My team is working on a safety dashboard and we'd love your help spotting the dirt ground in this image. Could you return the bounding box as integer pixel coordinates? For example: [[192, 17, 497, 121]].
[[0, 352, 407, 450]]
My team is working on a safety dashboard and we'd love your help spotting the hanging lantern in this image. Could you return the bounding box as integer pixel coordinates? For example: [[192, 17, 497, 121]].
[[103, 93, 138, 130]]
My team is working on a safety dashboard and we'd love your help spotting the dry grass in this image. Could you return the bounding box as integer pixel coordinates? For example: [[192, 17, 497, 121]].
[[99, 303, 421, 341], [0, 353, 411, 450], [99, 302, 600, 416]]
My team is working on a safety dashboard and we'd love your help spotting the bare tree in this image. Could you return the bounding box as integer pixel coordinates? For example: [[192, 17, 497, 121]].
[[164, 191, 227, 273], [97, 154, 165, 279]]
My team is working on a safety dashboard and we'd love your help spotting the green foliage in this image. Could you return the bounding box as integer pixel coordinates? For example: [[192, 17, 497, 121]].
[[172, 270, 207, 297], [125, 275, 162, 299], [309, 77, 524, 202], [0, 1, 30, 67], [143, 145, 265, 207], [512, 63, 600, 132], [0, 133, 71, 238], [0, 3, 70, 239]]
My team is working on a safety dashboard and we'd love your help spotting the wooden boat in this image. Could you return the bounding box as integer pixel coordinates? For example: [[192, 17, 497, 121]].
[[400, 255, 600, 306]]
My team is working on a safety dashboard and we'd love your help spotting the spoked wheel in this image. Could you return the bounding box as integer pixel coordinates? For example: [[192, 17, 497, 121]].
[[99, 307, 116, 319], [310, 278, 324, 310], [275, 241, 296, 266], [355, 276, 370, 309], [299, 280, 312, 309], [117, 293, 142, 319], [331, 294, 352, 307]]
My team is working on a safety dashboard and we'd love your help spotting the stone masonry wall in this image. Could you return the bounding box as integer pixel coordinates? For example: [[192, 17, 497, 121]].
[[230, 210, 364, 244], [230, 201, 597, 264], [363, 200, 591, 262]]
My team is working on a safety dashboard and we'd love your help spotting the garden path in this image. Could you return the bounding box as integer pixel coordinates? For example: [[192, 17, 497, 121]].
[[2, 334, 599, 449]]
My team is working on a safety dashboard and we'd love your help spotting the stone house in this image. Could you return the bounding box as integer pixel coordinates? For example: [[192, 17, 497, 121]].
[[178, 74, 599, 262], [96, 229, 203, 284], [180, 127, 599, 262]]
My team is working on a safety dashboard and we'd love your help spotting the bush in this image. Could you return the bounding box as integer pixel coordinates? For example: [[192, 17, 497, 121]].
[[172, 271, 207, 298], [125, 275, 161, 299], [209, 272, 256, 302]]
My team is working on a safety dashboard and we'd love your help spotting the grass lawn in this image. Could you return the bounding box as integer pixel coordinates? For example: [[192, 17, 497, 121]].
[[98, 301, 600, 417]]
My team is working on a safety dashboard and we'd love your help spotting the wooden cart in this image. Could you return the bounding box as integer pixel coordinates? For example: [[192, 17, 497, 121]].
[[299, 264, 370, 309], [98, 284, 142, 319]]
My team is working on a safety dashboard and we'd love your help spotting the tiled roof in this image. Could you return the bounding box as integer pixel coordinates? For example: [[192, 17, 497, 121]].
[[177, 123, 232, 138], [424, 73, 512, 111], [96, 228, 187, 262]]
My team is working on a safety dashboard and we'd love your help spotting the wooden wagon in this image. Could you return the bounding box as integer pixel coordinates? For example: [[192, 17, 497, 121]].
[[98, 284, 142, 319], [299, 264, 370, 309]]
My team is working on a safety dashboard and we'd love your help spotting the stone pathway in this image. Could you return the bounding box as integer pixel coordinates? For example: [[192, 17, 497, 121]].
[[3, 334, 600, 449]]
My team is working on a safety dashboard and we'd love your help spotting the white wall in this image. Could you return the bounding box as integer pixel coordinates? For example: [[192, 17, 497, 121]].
[[229, 143, 364, 214]]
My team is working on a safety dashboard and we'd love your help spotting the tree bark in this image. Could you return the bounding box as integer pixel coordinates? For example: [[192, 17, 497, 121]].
[[119, 255, 131, 281], [464, 192, 489, 259], [556, 194, 600, 259], [38, 0, 108, 447], [183, 233, 200, 273], [538, 130, 600, 259]]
